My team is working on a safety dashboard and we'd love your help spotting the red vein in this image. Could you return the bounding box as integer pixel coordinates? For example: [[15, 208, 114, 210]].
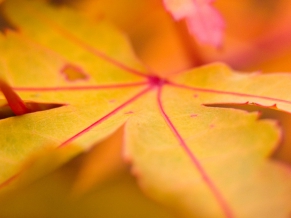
[[157, 86, 234, 218], [168, 81, 291, 105], [0, 172, 21, 189], [0, 85, 151, 190], [12, 81, 149, 92], [23, 4, 148, 78], [58, 85, 153, 148]]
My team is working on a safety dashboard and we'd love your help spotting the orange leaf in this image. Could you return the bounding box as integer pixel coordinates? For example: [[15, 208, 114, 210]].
[[0, 1, 291, 217]]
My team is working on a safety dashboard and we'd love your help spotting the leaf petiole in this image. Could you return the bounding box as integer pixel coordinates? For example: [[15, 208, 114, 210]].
[[0, 79, 31, 115]]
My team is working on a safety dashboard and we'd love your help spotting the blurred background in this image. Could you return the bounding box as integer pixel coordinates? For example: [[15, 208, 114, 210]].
[[1, 0, 291, 217]]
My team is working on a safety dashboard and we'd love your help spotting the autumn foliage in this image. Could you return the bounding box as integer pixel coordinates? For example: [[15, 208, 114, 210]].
[[1, 0, 291, 218]]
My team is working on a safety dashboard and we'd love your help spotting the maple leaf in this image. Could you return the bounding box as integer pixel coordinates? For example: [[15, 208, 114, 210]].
[[163, 0, 225, 47], [0, 0, 291, 217]]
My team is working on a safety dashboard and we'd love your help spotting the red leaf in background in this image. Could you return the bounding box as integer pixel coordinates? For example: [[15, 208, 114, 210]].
[[163, 0, 225, 47]]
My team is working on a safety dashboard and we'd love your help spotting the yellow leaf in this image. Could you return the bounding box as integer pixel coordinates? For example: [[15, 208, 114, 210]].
[[1, 1, 291, 217], [125, 65, 291, 217]]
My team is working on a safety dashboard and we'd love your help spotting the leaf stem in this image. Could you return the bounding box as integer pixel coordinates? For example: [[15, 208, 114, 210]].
[[0, 79, 30, 115]]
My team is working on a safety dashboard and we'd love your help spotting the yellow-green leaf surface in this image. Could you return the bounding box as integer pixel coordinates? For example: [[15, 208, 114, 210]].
[[0, 0, 150, 187], [1, 0, 291, 217]]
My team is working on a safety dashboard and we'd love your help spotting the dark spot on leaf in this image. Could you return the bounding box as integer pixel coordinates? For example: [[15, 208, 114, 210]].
[[205, 102, 291, 165], [125, 111, 133, 115], [0, 102, 63, 120], [193, 94, 199, 98], [190, 114, 198, 118], [61, 64, 89, 82]]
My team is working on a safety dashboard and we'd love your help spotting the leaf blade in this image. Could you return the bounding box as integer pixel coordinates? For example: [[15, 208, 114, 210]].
[[125, 79, 291, 218]]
